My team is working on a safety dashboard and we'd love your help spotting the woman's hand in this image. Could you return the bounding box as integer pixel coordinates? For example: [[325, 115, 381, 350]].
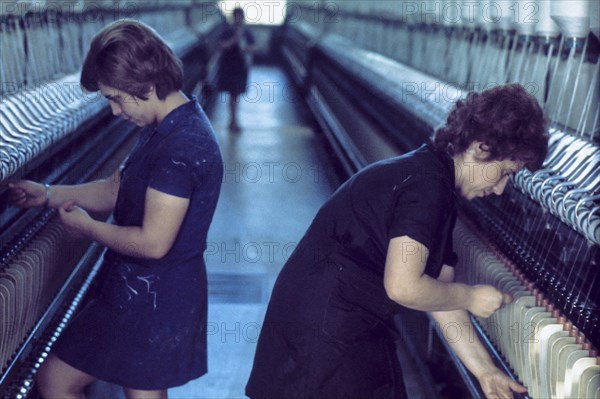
[[467, 285, 511, 318], [478, 367, 527, 399], [58, 200, 92, 238], [8, 180, 47, 208]]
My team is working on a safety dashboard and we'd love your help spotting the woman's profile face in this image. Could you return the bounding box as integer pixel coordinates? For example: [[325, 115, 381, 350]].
[[98, 83, 155, 127], [455, 142, 524, 200]]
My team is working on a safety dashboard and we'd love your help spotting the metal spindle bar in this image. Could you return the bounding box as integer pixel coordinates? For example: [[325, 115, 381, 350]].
[[464, 29, 480, 86], [545, 35, 565, 111], [15, 19, 25, 87], [8, 19, 25, 89], [565, 36, 590, 134], [479, 33, 496, 87], [550, 39, 579, 126], [576, 61, 600, 140], [589, 106, 600, 143], [503, 32, 520, 83], [514, 37, 534, 84], [0, 23, 9, 98]]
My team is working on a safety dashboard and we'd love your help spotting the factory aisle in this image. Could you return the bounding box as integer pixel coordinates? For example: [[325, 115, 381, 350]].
[[88, 65, 338, 398], [171, 64, 337, 398]]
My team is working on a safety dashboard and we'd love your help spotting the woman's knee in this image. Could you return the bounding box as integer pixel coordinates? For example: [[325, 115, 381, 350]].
[[36, 354, 95, 399], [123, 387, 168, 399]]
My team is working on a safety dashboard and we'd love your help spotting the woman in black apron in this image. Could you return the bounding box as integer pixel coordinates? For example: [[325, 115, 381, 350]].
[[246, 84, 549, 399]]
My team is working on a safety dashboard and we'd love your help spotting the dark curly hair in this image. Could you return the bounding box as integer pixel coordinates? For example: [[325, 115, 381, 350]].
[[80, 19, 183, 100], [433, 84, 549, 171]]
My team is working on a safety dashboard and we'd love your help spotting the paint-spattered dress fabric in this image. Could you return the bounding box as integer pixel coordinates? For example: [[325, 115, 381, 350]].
[[246, 144, 457, 399], [53, 98, 223, 390]]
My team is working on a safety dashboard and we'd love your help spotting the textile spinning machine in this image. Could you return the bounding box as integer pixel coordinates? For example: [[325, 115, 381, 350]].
[[0, 3, 223, 397], [278, 1, 599, 398]]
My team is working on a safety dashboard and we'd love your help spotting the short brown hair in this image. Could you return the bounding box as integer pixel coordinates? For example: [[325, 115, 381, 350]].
[[80, 19, 183, 100], [434, 84, 549, 171]]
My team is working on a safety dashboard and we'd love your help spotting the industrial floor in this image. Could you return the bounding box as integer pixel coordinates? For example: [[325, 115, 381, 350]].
[[169, 65, 338, 398], [86, 65, 339, 398]]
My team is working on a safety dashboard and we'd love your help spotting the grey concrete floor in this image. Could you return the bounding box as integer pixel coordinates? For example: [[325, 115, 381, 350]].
[[169, 65, 337, 398]]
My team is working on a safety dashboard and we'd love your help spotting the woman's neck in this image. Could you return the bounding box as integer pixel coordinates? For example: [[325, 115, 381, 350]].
[[155, 91, 190, 124]]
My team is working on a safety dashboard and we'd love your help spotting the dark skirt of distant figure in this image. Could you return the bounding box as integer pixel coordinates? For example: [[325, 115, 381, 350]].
[[217, 27, 255, 95]]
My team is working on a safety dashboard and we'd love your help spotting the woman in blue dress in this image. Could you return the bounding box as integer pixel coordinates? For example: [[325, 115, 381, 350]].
[[8, 19, 223, 398]]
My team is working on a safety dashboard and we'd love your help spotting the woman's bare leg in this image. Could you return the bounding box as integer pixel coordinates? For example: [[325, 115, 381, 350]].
[[124, 387, 168, 399], [36, 354, 96, 399], [229, 93, 240, 131]]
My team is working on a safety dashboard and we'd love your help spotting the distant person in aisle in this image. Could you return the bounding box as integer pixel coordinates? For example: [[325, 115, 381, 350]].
[[217, 7, 255, 132]]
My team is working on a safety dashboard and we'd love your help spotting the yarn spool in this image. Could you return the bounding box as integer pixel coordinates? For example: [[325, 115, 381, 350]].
[[477, 0, 498, 31], [496, 0, 513, 31], [514, 0, 538, 36], [421, 0, 442, 25], [459, 0, 479, 27], [590, 0, 599, 40], [441, 0, 462, 27], [550, 0, 591, 38], [536, 0, 561, 38]]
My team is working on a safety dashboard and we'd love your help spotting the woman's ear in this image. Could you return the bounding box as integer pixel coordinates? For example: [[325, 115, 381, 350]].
[[141, 85, 156, 102], [478, 142, 490, 153], [466, 141, 481, 154], [466, 141, 491, 160]]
